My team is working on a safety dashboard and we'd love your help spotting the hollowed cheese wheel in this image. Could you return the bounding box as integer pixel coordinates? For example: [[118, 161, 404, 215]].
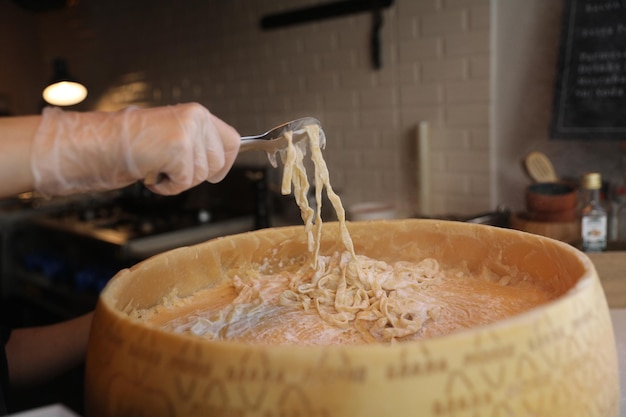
[[85, 219, 619, 417]]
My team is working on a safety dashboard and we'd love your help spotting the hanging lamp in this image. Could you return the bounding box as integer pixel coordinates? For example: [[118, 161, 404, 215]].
[[42, 58, 88, 106]]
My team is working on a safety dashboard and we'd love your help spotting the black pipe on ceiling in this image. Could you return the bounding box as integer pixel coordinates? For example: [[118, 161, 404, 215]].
[[261, 0, 394, 30]]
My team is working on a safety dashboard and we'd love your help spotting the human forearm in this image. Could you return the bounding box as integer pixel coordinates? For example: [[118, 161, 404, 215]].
[[0, 115, 39, 198], [0, 103, 241, 200], [31, 104, 240, 197], [5, 312, 93, 387]]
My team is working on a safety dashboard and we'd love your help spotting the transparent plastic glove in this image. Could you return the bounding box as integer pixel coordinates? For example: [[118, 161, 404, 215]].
[[31, 103, 240, 197]]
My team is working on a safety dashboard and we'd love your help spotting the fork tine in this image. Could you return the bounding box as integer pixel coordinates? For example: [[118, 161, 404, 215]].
[[240, 117, 326, 153]]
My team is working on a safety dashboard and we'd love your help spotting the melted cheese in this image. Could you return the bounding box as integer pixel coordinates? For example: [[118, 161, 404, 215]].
[[144, 253, 550, 345]]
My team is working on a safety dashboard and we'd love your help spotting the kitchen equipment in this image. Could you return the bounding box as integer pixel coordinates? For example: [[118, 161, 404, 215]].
[[510, 211, 580, 243], [145, 117, 325, 185], [85, 219, 618, 417], [3, 166, 269, 319], [526, 182, 577, 212], [524, 151, 558, 183], [525, 182, 578, 222], [462, 206, 510, 227], [25, 166, 268, 260]]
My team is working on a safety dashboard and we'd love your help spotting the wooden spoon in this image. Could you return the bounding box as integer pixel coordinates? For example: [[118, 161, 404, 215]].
[[524, 151, 558, 183]]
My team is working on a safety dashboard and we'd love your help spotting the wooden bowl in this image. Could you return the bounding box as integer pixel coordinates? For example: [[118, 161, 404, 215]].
[[526, 208, 577, 222], [84, 219, 618, 417], [511, 212, 581, 243], [526, 182, 578, 213]]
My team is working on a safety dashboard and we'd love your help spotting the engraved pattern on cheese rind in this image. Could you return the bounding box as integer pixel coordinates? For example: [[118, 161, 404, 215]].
[[170, 341, 213, 403], [231, 348, 276, 410], [306, 348, 368, 384], [385, 343, 448, 381], [85, 221, 621, 417], [462, 330, 512, 389], [105, 372, 176, 417], [276, 384, 331, 417], [103, 326, 177, 416]]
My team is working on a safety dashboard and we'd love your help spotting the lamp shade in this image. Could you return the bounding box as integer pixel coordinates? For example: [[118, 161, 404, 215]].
[[42, 58, 88, 106]]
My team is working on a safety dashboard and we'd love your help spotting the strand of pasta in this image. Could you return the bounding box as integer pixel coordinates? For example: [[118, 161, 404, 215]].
[[173, 124, 442, 343], [276, 125, 446, 342]]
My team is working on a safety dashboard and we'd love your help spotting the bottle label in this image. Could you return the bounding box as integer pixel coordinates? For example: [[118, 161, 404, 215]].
[[582, 216, 607, 251]]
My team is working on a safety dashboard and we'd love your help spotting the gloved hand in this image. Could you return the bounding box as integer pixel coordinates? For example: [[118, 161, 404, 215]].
[[31, 103, 240, 197]]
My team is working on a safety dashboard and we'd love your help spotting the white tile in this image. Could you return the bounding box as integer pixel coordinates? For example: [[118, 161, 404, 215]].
[[422, 58, 468, 82], [399, 38, 443, 63], [469, 54, 490, 79], [358, 87, 397, 108], [444, 31, 490, 56], [469, 4, 491, 30], [420, 10, 467, 36], [445, 80, 490, 103], [446, 103, 490, 127], [398, 0, 443, 15], [400, 84, 444, 106]]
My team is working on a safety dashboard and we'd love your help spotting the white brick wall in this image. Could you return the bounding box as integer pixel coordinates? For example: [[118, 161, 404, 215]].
[[38, 0, 493, 217]]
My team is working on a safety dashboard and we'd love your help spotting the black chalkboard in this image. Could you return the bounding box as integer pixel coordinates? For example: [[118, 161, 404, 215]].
[[551, 0, 626, 139]]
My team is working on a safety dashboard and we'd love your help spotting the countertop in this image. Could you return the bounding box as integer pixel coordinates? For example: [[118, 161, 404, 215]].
[[589, 251, 626, 416], [610, 309, 626, 417], [588, 251, 626, 309]]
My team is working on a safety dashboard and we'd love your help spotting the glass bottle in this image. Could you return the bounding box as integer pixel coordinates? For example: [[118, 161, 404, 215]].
[[607, 179, 619, 242], [617, 172, 626, 241], [581, 172, 607, 252]]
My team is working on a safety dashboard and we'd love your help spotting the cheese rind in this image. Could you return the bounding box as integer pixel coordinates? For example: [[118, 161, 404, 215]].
[[85, 220, 619, 417]]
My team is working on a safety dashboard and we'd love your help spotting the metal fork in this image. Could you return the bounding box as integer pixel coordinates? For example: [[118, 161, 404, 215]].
[[240, 117, 326, 153]]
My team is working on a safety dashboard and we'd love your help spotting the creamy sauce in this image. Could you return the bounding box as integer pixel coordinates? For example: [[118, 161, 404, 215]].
[[141, 253, 551, 345]]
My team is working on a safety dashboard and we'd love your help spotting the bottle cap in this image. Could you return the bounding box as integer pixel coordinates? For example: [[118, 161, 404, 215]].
[[582, 172, 602, 190]]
